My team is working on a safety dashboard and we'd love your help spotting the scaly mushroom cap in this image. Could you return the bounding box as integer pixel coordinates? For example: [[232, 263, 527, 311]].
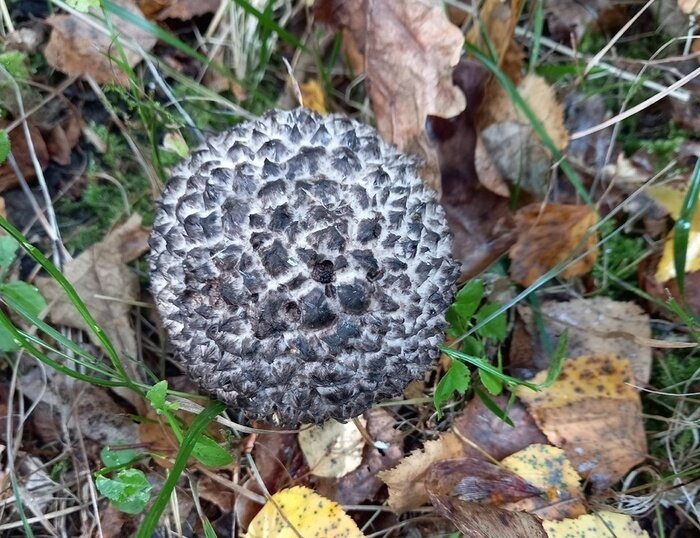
[[150, 108, 459, 425]]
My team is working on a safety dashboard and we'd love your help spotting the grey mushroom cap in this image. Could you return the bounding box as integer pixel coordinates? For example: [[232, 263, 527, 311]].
[[149, 108, 459, 425]]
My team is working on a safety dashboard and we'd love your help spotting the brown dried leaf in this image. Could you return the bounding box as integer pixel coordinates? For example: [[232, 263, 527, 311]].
[[20, 369, 138, 445], [45, 112, 82, 166], [139, 0, 220, 20], [377, 432, 464, 513], [481, 75, 568, 151], [466, 0, 523, 83], [429, 495, 547, 538], [433, 60, 516, 278], [44, 0, 156, 85], [454, 394, 547, 461], [509, 203, 598, 287], [235, 431, 305, 531], [0, 122, 50, 191], [335, 408, 404, 505], [540, 298, 652, 384], [36, 215, 149, 409], [425, 458, 542, 505], [317, 0, 466, 191], [516, 354, 647, 490], [678, 0, 700, 14]]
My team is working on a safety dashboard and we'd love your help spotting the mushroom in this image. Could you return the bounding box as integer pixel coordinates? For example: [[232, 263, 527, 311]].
[[149, 108, 459, 425]]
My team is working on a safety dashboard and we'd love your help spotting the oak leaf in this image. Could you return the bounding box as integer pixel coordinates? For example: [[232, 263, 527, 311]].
[[44, 0, 156, 85], [316, 0, 466, 191]]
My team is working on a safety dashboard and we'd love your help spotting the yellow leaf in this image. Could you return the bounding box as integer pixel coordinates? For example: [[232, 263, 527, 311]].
[[301, 80, 328, 115], [543, 511, 649, 537], [647, 185, 700, 282], [245, 486, 364, 538], [500, 444, 585, 520], [516, 354, 638, 408]]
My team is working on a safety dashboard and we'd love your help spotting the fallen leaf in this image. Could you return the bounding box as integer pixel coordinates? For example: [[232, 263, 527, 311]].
[[298, 418, 365, 478], [564, 93, 614, 172], [544, 0, 616, 43], [44, 0, 157, 85], [316, 0, 466, 191], [480, 122, 553, 198], [647, 184, 700, 282], [678, 0, 700, 15], [481, 75, 569, 150], [0, 121, 50, 191], [516, 354, 647, 490], [378, 432, 464, 513], [454, 393, 547, 461], [138, 0, 220, 20], [501, 444, 586, 520], [466, 0, 523, 83], [480, 75, 569, 198], [543, 510, 650, 538], [509, 203, 598, 287], [20, 367, 138, 445], [430, 495, 547, 538], [432, 60, 516, 278], [245, 485, 364, 538], [425, 457, 542, 505], [44, 110, 82, 166], [335, 408, 404, 505], [300, 80, 328, 115], [515, 298, 652, 384], [36, 215, 150, 410], [235, 431, 306, 531]]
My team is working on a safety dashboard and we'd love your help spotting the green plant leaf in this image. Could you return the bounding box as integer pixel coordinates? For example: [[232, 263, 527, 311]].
[[479, 368, 503, 396], [0, 51, 28, 80], [0, 325, 19, 352], [461, 335, 484, 357], [137, 401, 226, 538], [147, 380, 177, 413], [1, 281, 47, 317], [474, 302, 507, 342], [0, 235, 18, 270], [67, 0, 101, 11], [101, 446, 138, 468], [543, 330, 568, 388], [96, 468, 152, 514], [673, 157, 700, 296], [192, 435, 234, 467], [450, 279, 484, 323], [433, 360, 471, 419], [0, 130, 10, 166]]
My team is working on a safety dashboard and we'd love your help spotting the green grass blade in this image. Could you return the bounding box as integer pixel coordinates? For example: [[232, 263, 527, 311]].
[[673, 157, 700, 297], [136, 401, 227, 538], [0, 309, 127, 387], [0, 217, 133, 383], [442, 348, 539, 391], [230, 0, 306, 51], [529, 0, 544, 72]]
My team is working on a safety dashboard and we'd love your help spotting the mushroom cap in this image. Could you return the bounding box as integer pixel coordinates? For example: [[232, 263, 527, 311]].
[[149, 108, 459, 425]]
